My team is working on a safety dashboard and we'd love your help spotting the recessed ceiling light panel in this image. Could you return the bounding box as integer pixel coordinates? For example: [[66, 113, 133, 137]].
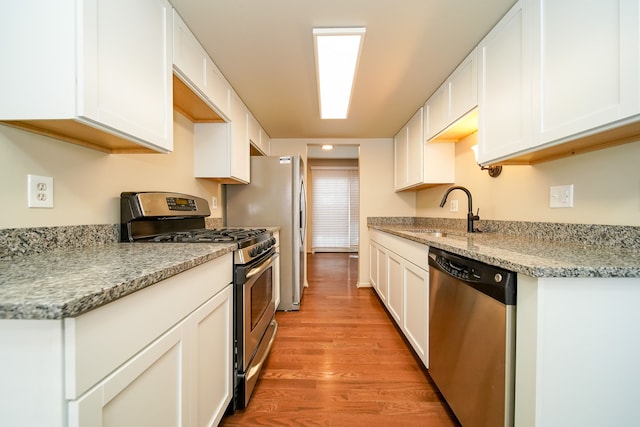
[[313, 27, 366, 120]]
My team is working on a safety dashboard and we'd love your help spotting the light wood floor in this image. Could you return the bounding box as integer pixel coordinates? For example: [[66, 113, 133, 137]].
[[221, 253, 460, 426]]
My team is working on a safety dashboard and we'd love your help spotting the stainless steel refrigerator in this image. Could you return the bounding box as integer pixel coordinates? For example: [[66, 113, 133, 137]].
[[226, 155, 307, 311]]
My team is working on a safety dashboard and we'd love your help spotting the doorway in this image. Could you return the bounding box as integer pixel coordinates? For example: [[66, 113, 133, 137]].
[[306, 145, 360, 254]]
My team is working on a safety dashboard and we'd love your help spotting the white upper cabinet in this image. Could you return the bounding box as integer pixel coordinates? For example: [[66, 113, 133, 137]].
[[448, 48, 478, 122], [231, 92, 251, 183], [395, 107, 455, 192], [406, 108, 425, 186], [477, 0, 530, 164], [204, 58, 232, 120], [249, 113, 270, 156], [478, 0, 640, 166], [425, 48, 478, 141], [259, 128, 271, 155], [194, 90, 250, 183], [0, 0, 173, 153], [172, 10, 207, 95], [424, 86, 447, 141], [394, 108, 423, 191], [172, 9, 231, 122], [530, 0, 640, 146]]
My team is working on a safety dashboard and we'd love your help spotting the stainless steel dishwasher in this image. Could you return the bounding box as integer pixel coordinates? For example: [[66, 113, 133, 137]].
[[428, 247, 516, 427]]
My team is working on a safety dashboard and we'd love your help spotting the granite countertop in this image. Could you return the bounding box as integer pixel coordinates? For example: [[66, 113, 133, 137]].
[[0, 242, 235, 320], [370, 224, 640, 278]]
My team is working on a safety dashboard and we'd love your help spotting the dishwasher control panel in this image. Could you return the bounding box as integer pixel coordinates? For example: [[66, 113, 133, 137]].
[[429, 248, 516, 305]]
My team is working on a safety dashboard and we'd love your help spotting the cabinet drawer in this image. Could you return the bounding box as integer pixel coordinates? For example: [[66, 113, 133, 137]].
[[64, 253, 232, 399], [370, 229, 428, 268]]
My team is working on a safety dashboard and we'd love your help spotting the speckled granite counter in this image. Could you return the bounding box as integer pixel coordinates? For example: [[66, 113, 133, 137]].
[[369, 221, 640, 279], [0, 242, 235, 320]]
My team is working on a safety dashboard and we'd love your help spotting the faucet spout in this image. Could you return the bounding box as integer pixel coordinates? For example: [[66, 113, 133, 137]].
[[439, 186, 480, 232]]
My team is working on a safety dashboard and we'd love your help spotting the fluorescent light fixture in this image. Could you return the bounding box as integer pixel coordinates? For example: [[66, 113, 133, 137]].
[[321, 144, 334, 150], [313, 27, 366, 119]]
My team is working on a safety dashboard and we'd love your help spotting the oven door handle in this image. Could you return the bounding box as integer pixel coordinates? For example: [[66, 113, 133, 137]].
[[246, 253, 279, 280]]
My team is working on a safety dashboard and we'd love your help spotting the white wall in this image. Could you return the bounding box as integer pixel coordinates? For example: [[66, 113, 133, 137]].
[[416, 133, 640, 226], [0, 112, 223, 228], [270, 138, 416, 287]]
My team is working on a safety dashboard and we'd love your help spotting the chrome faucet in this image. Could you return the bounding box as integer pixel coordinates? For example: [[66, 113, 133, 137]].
[[439, 186, 480, 233]]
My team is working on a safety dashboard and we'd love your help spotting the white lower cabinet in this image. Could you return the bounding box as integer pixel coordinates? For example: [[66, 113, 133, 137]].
[[369, 241, 378, 289], [186, 284, 234, 427], [0, 253, 233, 427], [387, 252, 404, 326], [369, 241, 389, 304], [515, 275, 640, 427], [402, 261, 429, 366], [66, 258, 233, 427], [369, 229, 429, 367], [68, 324, 187, 427], [69, 285, 233, 427]]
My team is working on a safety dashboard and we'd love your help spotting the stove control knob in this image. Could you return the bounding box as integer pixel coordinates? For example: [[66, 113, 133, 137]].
[[250, 248, 258, 257], [270, 237, 277, 246]]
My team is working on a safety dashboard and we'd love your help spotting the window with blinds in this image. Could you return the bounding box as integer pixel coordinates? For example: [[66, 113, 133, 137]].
[[310, 166, 359, 252]]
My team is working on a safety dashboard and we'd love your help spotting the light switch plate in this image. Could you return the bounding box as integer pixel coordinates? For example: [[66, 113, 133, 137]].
[[550, 184, 573, 208]]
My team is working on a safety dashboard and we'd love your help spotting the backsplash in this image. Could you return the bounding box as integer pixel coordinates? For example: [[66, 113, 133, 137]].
[[0, 217, 225, 260], [0, 225, 119, 260], [367, 217, 640, 249]]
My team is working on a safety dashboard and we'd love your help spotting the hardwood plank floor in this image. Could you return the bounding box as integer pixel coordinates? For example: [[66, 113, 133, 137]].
[[221, 253, 460, 426]]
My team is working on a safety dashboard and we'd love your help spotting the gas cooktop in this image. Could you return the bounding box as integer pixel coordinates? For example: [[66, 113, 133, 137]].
[[145, 228, 268, 245]]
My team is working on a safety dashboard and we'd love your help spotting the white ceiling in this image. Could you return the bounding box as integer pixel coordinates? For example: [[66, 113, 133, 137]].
[[170, 0, 516, 140], [307, 144, 360, 159]]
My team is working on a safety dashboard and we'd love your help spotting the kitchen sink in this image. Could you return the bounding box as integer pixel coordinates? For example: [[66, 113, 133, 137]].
[[405, 229, 457, 237]]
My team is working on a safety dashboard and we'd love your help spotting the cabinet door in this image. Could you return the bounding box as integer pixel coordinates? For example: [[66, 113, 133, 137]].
[[448, 48, 478, 121], [531, 0, 640, 145], [403, 262, 429, 367], [249, 113, 261, 146], [393, 127, 408, 190], [394, 107, 423, 191], [477, 0, 530, 164], [377, 246, 389, 303], [78, 0, 173, 152], [69, 326, 186, 427], [406, 107, 424, 187], [260, 128, 271, 155], [204, 57, 231, 120], [387, 252, 403, 325], [194, 92, 250, 183], [187, 285, 233, 427], [230, 91, 250, 183], [369, 242, 379, 289], [425, 86, 447, 140], [172, 9, 207, 93]]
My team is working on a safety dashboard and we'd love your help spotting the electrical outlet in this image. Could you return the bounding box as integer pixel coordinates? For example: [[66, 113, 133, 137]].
[[450, 199, 459, 212], [211, 196, 218, 209], [550, 184, 573, 208], [28, 175, 54, 208]]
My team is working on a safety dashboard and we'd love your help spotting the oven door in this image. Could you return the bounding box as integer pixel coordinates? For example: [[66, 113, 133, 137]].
[[239, 249, 278, 373]]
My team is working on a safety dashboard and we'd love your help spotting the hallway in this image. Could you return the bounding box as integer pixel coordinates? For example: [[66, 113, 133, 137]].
[[221, 253, 459, 426]]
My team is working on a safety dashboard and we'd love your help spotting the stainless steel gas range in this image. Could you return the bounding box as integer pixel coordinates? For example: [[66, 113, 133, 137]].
[[120, 191, 278, 410]]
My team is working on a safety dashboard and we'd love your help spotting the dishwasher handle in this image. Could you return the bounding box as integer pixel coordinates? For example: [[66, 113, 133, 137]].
[[429, 247, 517, 305]]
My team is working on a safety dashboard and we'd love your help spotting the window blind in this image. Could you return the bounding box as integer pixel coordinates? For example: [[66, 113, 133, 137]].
[[310, 166, 359, 252]]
